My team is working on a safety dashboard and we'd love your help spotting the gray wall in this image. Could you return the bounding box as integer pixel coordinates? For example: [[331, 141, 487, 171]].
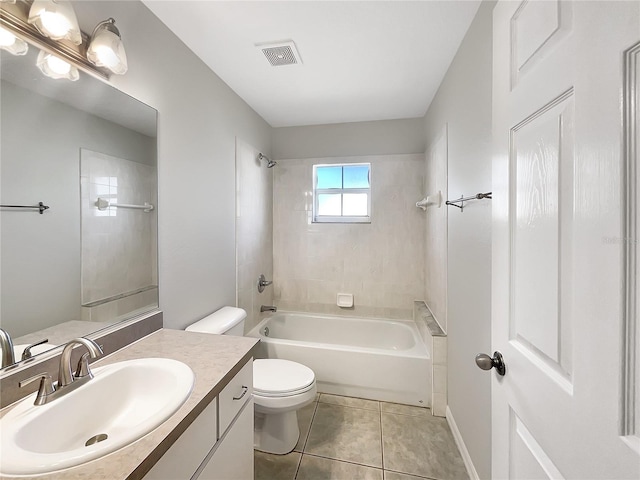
[[0, 80, 155, 337], [73, 1, 272, 329], [423, 2, 494, 478], [272, 117, 425, 159]]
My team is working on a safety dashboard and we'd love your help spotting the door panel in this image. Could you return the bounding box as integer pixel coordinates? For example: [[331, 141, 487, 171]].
[[510, 409, 564, 480], [511, 92, 574, 376], [511, 0, 572, 88], [492, 1, 640, 478]]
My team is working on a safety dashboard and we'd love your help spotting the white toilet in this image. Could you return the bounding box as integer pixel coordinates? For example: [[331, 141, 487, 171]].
[[186, 306, 317, 454]]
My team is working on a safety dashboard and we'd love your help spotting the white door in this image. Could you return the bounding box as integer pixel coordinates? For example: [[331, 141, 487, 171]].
[[491, 0, 640, 478]]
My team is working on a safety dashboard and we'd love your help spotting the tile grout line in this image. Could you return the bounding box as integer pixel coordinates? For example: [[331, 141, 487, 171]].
[[300, 452, 385, 472], [317, 402, 381, 413], [380, 403, 385, 476], [384, 468, 441, 480], [301, 400, 319, 452], [294, 400, 319, 479]]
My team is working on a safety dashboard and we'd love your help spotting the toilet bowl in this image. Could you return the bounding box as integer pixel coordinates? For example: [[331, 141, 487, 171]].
[[253, 358, 317, 454], [186, 307, 317, 455]]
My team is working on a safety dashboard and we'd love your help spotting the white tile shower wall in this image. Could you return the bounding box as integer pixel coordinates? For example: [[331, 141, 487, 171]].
[[273, 154, 425, 319], [424, 126, 448, 331], [414, 300, 447, 416], [80, 150, 158, 309], [236, 139, 274, 333]]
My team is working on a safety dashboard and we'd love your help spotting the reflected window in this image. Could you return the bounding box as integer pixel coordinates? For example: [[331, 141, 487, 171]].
[[313, 163, 371, 223]]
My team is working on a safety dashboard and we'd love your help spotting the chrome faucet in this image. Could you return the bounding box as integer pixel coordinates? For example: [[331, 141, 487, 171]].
[[0, 328, 15, 368], [58, 338, 103, 388], [19, 337, 103, 406], [260, 305, 277, 313]]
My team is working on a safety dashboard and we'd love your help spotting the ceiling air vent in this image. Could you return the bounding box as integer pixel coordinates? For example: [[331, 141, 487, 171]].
[[257, 40, 302, 67]]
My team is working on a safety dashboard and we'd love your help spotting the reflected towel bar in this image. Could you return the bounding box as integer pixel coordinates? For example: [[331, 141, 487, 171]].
[[445, 192, 491, 212], [0, 202, 49, 214], [95, 197, 154, 212]]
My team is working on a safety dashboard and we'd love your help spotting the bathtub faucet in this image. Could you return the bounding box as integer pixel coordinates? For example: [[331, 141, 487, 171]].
[[260, 305, 277, 313]]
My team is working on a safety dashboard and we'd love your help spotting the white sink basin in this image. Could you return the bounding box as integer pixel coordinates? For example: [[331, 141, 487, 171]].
[[0, 357, 194, 476]]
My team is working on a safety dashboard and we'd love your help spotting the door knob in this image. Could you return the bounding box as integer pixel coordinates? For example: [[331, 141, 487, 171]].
[[475, 351, 506, 376]]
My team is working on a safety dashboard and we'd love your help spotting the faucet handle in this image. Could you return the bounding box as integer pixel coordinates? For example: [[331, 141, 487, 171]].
[[19, 373, 55, 406], [74, 352, 94, 379], [21, 338, 49, 361]]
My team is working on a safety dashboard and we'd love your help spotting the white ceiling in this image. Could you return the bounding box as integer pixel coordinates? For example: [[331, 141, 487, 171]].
[[143, 1, 481, 128]]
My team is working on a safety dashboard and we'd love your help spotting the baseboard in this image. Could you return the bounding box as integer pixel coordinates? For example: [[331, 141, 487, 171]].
[[446, 405, 480, 480]]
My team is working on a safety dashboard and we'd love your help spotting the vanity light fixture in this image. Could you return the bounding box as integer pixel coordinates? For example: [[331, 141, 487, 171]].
[[1, 0, 127, 79], [0, 24, 27, 54], [87, 18, 127, 75], [36, 49, 78, 81], [27, 0, 81, 44]]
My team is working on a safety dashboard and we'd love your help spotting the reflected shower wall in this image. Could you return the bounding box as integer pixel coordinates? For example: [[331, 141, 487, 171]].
[[80, 149, 158, 321]]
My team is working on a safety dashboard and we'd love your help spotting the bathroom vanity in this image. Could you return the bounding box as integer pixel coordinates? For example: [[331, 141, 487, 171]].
[[0, 329, 259, 480]]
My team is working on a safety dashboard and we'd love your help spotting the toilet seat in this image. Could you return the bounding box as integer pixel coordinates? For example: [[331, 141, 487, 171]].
[[253, 359, 315, 397]]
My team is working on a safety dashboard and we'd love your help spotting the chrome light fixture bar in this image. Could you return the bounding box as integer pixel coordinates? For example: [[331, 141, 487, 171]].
[[0, 1, 110, 80]]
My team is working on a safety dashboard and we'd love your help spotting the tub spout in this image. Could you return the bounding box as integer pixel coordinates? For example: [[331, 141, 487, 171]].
[[260, 305, 277, 313]]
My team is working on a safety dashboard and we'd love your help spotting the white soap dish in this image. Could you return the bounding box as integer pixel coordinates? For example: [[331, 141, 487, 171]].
[[337, 293, 354, 308]]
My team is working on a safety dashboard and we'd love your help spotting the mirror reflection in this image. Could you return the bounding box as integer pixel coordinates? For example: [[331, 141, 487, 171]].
[[0, 42, 158, 369]]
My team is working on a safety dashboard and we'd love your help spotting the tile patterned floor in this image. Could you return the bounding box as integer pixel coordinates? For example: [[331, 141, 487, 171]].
[[255, 394, 469, 480]]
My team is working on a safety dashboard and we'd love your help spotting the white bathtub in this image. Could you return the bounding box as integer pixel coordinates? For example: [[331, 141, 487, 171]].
[[247, 312, 431, 407]]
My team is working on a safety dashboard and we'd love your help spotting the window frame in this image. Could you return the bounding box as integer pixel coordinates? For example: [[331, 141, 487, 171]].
[[312, 162, 371, 224]]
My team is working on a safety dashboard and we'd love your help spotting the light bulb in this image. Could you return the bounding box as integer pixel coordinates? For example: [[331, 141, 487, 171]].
[[46, 54, 71, 75], [0, 26, 28, 55], [93, 45, 119, 68], [87, 19, 127, 75], [36, 50, 79, 81], [0, 27, 16, 47], [28, 0, 81, 45], [38, 11, 73, 38]]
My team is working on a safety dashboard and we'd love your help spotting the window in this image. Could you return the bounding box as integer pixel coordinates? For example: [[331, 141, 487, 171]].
[[313, 163, 371, 223]]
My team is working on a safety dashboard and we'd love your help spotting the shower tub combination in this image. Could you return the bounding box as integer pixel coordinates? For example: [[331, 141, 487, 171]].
[[247, 312, 431, 407]]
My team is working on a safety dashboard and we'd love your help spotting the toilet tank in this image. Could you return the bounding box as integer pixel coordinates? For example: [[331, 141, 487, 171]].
[[186, 306, 247, 336]]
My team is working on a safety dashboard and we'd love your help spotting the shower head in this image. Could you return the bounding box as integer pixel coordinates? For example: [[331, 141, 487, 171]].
[[258, 153, 277, 168]]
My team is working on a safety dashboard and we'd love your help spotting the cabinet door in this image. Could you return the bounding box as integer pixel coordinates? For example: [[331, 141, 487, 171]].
[[144, 399, 217, 480], [197, 399, 254, 480]]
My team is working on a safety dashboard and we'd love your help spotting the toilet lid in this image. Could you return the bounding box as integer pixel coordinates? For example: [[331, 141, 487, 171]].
[[253, 359, 315, 397]]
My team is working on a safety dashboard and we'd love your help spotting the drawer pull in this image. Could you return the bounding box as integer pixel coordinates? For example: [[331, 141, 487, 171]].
[[233, 386, 249, 401]]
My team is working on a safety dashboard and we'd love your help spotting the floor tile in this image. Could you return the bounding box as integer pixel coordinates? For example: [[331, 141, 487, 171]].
[[294, 400, 318, 452], [384, 471, 433, 480], [297, 454, 383, 480], [381, 412, 468, 480], [305, 403, 383, 468], [254, 450, 301, 480], [380, 402, 431, 417], [319, 393, 380, 411]]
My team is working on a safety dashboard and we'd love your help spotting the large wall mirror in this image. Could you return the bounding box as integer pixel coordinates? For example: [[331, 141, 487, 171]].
[[0, 41, 158, 372]]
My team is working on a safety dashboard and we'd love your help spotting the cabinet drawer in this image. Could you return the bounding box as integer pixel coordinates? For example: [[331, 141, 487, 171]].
[[144, 398, 217, 480], [218, 358, 253, 437]]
